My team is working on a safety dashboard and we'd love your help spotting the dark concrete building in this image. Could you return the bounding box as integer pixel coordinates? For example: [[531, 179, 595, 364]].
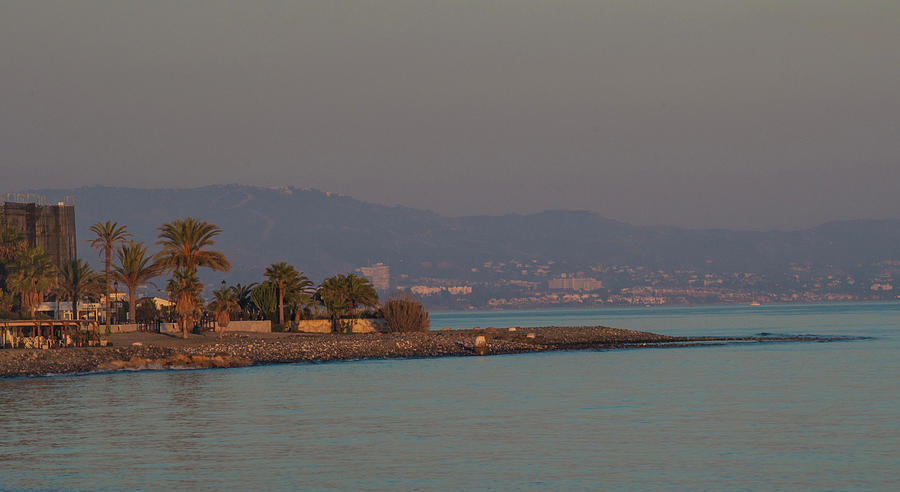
[[1, 202, 77, 271]]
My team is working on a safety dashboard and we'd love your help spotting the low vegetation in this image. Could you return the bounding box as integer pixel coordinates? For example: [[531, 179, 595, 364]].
[[381, 294, 430, 333]]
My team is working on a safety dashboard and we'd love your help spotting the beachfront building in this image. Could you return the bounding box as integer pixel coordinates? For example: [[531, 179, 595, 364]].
[[36, 301, 104, 321], [35, 292, 131, 322], [141, 296, 174, 310]]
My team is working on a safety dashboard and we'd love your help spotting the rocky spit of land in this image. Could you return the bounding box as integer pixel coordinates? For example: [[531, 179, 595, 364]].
[[0, 326, 837, 378]]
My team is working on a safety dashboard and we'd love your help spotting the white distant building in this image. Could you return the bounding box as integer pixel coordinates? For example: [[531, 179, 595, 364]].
[[549, 274, 603, 291], [357, 263, 390, 291], [410, 285, 473, 296], [446, 286, 472, 295], [411, 285, 442, 296]]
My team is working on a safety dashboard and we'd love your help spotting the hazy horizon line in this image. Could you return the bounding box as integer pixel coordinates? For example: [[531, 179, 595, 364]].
[[8, 182, 899, 234]]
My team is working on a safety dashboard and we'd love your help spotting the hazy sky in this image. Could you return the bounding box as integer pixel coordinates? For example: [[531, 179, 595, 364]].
[[1, 1, 898, 230]]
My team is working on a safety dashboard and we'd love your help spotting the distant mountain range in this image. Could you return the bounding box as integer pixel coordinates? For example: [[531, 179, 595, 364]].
[[27, 185, 900, 286]]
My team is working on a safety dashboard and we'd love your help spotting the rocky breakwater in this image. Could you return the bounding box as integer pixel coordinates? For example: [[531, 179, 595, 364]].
[[0, 344, 253, 378], [1, 326, 837, 378], [98, 352, 253, 372], [173, 326, 684, 363], [0, 345, 174, 378]]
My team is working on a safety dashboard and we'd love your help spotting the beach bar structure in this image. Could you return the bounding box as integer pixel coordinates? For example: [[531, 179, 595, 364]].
[[1, 320, 91, 349]]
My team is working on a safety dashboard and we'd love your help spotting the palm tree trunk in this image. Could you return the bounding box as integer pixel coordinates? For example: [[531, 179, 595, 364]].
[[104, 247, 111, 332], [128, 286, 136, 324], [23, 292, 33, 318], [182, 316, 188, 339], [278, 281, 284, 326]]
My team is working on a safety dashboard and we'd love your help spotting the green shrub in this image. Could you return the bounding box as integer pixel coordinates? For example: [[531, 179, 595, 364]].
[[135, 298, 159, 323], [381, 295, 430, 333], [250, 282, 278, 321]]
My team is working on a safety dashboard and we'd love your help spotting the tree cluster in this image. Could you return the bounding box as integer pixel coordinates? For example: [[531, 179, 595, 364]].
[[3, 216, 427, 338]]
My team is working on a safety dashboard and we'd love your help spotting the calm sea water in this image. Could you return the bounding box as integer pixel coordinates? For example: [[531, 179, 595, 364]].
[[2, 303, 898, 490]]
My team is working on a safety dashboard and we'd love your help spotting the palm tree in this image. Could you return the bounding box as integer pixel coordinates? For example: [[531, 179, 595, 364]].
[[89, 221, 131, 332], [344, 273, 378, 313], [285, 277, 315, 324], [316, 276, 349, 332], [7, 247, 57, 318], [57, 259, 101, 322], [232, 282, 257, 318], [113, 242, 162, 324], [208, 285, 239, 338], [0, 290, 16, 314], [156, 218, 230, 338], [0, 227, 25, 292], [0, 226, 25, 262], [263, 262, 312, 325], [316, 273, 379, 332], [155, 217, 231, 272], [165, 268, 204, 338]]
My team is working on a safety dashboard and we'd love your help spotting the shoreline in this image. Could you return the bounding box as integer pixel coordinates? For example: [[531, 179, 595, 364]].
[[0, 326, 845, 378]]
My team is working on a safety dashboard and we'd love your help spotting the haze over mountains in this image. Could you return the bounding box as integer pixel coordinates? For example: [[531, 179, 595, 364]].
[[29, 185, 900, 289]]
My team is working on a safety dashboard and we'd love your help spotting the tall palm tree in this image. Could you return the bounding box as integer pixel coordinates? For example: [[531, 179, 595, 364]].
[[113, 241, 162, 324], [155, 217, 231, 272], [208, 285, 239, 338], [156, 218, 230, 338], [7, 247, 57, 318], [89, 221, 131, 332], [57, 259, 101, 321], [165, 268, 204, 338], [264, 262, 308, 325]]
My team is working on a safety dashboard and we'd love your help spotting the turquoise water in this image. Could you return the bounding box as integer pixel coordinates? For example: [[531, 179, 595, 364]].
[[1, 303, 899, 490]]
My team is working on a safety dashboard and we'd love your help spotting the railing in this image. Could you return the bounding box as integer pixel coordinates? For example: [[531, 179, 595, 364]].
[[197, 313, 216, 333], [137, 320, 161, 333], [1, 320, 98, 349]]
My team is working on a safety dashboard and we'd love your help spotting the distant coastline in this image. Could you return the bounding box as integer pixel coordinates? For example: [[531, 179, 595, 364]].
[[427, 298, 900, 312], [22, 185, 900, 309]]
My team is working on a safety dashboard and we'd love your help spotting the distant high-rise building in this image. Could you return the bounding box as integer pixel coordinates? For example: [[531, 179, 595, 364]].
[[1, 201, 76, 271], [548, 275, 603, 291], [357, 262, 390, 291]]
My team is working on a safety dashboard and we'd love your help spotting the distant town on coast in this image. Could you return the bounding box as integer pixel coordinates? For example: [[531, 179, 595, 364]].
[[4, 185, 900, 312]]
